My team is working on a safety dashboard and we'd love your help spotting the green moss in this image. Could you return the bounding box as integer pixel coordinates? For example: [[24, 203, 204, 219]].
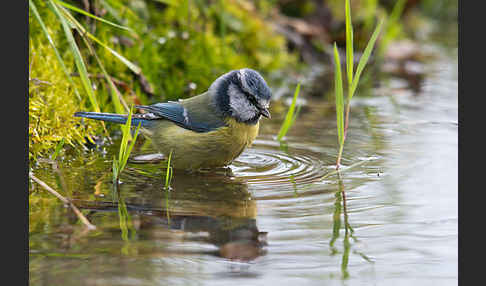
[[29, 38, 99, 160]]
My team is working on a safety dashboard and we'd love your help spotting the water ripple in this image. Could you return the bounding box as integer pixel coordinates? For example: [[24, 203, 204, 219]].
[[230, 139, 332, 192]]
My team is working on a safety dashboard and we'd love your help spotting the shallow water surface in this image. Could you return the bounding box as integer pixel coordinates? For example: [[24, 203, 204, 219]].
[[29, 37, 457, 285]]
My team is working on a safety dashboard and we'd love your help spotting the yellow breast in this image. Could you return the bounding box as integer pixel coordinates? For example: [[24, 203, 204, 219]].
[[149, 118, 259, 170]]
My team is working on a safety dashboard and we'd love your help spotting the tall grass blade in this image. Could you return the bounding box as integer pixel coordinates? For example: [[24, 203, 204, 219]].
[[118, 107, 133, 166], [51, 138, 65, 160], [378, 0, 406, 56], [48, 0, 100, 112], [112, 155, 119, 184], [164, 150, 173, 190], [86, 37, 128, 113], [333, 43, 344, 146], [389, 0, 407, 22], [163, 150, 173, 224], [113, 105, 141, 181], [349, 19, 384, 99], [122, 122, 141, 170], [345, 0, 354, 87], [277, 83, 301, 141], [54, 0, 134, 32], [29, 0, 82, 101]]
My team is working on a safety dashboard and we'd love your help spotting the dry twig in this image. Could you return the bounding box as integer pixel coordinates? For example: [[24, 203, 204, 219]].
[[29, 172, 96, 230]]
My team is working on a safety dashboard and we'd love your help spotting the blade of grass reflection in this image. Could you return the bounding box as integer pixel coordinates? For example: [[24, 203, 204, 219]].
[[285, 158, 376, 196], [163, 150, 174, 225], [289, 175, 298, 197], [118, 196, 130, 241], [116, 190, 137, 255], [333, 172, 373, 279], [329, 188, 342, 255], [340, 173, 350, 279]]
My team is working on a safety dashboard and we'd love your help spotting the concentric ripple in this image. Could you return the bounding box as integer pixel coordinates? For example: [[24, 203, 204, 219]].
[[230, 139, 333, 192]]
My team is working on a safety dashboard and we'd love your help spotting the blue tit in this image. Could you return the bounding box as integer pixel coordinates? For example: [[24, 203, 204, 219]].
[[75, 68, 272, 170]]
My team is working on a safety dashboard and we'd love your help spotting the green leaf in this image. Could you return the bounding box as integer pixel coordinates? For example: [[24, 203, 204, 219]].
[[115, 105, 142, 178], [333, 43, 344, 146], [51, 138, 65, 160], [349, 19, 384, 99], [164, 150, 173, 190], [118, 106, 133, 167], [122, 122, 141, 170], [345, 0, 354, 88], [112, 155, 119, 182], [277, 83, 301, 141]]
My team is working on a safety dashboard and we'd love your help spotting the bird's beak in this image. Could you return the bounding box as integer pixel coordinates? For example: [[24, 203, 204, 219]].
[[259, 107, 271, 119]]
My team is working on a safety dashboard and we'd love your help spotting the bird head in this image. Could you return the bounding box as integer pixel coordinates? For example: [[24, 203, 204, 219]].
[[210, 68, 272, 125]]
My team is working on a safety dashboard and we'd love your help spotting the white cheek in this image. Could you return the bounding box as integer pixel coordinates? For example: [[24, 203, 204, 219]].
[[228, 84, 258, 121]]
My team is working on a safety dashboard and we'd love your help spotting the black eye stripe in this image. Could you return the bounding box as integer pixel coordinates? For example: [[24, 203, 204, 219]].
[[243, 90, 261, 107], [233, 75, 264, 108]]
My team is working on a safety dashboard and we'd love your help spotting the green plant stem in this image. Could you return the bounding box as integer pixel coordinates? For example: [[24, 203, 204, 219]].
[[336, 139, 345, 170], [343, 102, 351, 141]]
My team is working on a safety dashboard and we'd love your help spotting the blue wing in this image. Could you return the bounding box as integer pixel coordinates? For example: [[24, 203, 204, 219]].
[[135, 98, 226, 133]]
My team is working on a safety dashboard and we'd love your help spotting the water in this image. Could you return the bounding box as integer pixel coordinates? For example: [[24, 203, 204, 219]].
[[29, 31, 457, 285]]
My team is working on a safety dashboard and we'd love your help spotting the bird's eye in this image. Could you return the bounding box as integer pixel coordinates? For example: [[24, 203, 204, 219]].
[[243, 90, 260, 107]]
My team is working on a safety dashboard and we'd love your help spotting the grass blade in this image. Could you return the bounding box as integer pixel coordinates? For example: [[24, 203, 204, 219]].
[[112, 155, 119, 183], [114, 105, 141, 180], [84, 37, 128, 114], [51, 138, 65, 160], [48, 0, 100, 112], [345, 0, 354, 87], [118, 106, 133, 165], [164, 150, 173, 190], [277, 83, 301, 141], [349, 19, 384, 99], [122, 122, 141, 170], [333, 43, 344, 146], [54, 0, 134, 32]]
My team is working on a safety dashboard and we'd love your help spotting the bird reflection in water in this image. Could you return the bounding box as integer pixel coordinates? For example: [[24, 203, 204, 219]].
[[75, 166, 267, 262]]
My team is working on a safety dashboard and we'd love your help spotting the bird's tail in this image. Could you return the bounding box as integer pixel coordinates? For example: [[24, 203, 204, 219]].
[[74, 111, 152, 127]]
